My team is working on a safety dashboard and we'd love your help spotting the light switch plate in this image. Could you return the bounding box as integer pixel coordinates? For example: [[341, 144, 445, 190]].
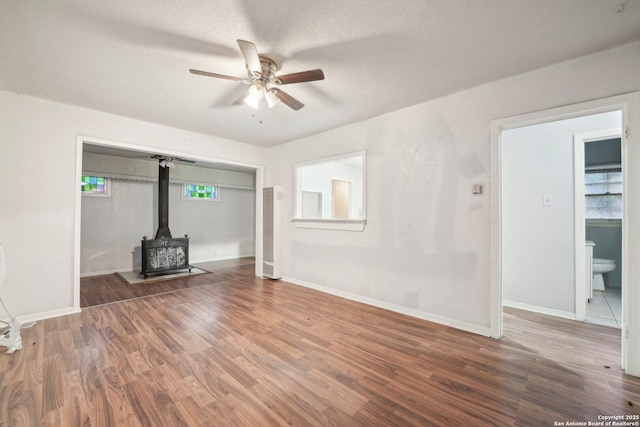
[[543, 194, 553, 206]]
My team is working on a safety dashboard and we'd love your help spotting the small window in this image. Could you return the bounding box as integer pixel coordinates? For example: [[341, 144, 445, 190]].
[[81, 175, 110, 197], [183, 183, 219, 201], [585, 171, 622, 219]]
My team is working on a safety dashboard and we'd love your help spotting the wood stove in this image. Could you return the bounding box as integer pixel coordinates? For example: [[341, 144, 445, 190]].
[[141, 235, 190, 278], [140, 159, 192, 278]]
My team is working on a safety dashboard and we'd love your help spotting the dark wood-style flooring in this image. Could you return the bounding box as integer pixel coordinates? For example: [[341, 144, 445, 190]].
[[80, 258, 257, 308], [1, 259, 638, 426]]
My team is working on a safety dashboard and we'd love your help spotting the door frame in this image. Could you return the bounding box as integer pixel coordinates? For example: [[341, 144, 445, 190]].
[[490, 91, 640, 376], [573, 128, 622, 321]]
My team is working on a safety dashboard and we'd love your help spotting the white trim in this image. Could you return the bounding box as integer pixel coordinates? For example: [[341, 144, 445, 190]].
[[283, 276, 491, 337], [191, 255, 256, 264], [503, 300, 576, 321], [574, 128, 621, 322], [73, 139, 83, 312], [292, 219, 367, 231], [294, 150, 367, 168], [491, 91, 640, 377], [80, 269, 119, 278], [16, 307, 82, 324], [490, 120, 503, 338], [255, 167, 264, 278]]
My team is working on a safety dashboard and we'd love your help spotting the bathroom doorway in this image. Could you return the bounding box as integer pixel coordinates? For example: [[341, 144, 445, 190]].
[[500, 111, 622, 320], [490, 91, 640, 376], [575, 130, 623, 328]]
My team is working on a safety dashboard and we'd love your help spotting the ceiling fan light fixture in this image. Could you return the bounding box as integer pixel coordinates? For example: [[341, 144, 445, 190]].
[[244, 84, 264, 109], [265, 89, 280, 108]]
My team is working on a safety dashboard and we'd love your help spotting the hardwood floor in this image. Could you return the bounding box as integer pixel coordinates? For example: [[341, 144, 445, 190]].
[[80, 258, 256, 308], [2, 260, 639, 426]]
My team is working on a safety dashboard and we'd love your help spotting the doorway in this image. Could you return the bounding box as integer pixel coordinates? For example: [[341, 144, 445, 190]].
[[331, 179, 352, 219], [302, 190, 323, 218], [500, 111, 621, 320], [490, 92, 640, 377], [575, 129, 622, 327]]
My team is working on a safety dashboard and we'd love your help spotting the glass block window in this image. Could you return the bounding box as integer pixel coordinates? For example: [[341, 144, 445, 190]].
[[81, 176, 110, 196], [183, 184, 219, 201], [585, 171, 622, 219]]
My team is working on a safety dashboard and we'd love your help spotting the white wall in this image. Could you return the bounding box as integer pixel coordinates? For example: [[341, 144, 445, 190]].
[[170, 186, 255, 263], [0, 91, 265, 319], [81, 181, 255, 275], [502, 112, 622, 313], [81, 179, 153, 275], [266, 41, 640, 334]]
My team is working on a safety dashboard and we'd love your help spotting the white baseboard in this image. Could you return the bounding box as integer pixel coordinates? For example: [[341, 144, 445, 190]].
[[282, 276, 491, 337], [15, 306, 82, 324], [190, 254, 255, 264], [80, 269, 118, 278], [503, 300, 576, 320]]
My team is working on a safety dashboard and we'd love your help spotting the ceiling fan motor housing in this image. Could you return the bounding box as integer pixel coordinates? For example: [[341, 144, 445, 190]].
[[250, 56, 279, 88]]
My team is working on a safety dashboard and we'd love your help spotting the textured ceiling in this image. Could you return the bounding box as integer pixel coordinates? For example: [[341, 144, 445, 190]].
[[2, 0, 640, 147]]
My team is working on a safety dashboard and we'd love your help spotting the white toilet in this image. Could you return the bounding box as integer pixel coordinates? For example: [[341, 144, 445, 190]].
[[592, 258, 616, 291]]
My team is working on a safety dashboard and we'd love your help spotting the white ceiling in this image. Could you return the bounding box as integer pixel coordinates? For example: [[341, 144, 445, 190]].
[[2, 0, 640, 148]]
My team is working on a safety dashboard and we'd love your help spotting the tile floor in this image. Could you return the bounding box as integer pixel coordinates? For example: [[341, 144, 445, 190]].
[[586, 287, 621, 328]]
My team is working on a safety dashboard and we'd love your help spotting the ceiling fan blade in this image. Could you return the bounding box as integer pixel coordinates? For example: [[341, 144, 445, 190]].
[[189, 69, 243, 82], [276, 69, 325, 85], [274, 89, 304, 111], [237, 40, 262, 76]]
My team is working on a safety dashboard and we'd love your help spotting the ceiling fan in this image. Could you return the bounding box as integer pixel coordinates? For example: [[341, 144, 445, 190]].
[[189, 39, 324, 111]]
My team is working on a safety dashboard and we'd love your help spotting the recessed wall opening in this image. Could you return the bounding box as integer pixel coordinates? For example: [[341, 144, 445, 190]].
[[74, 138, 264, 308], [293, 151, 366, 231]]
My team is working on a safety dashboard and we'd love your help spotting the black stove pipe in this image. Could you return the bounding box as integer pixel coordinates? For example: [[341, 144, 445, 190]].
[[154, 163, 172, 239]]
